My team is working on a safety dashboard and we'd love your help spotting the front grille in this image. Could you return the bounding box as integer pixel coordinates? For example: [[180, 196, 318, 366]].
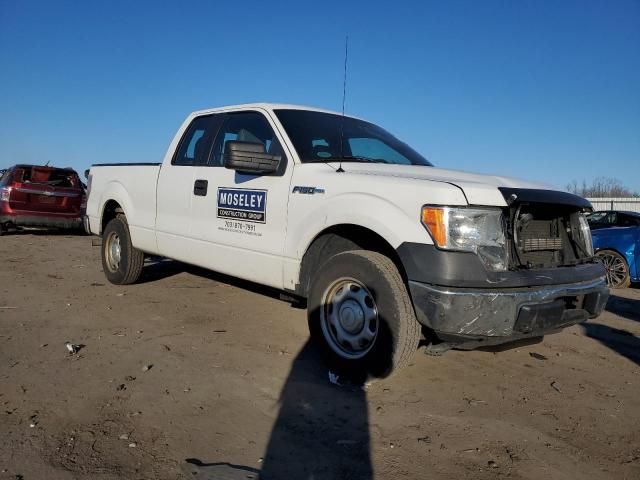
[[522, 237, 562, 252], [511, 204, 582, 269]]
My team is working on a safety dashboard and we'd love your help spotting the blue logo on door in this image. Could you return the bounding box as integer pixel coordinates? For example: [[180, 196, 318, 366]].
[[217, 188, 267, 223]]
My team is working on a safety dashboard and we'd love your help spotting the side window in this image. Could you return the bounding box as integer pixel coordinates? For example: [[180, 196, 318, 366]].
[[210, 112, 287, 168], [348, 137, 412, 164], [172, 114, 223, 166], [618, 214, 640, 227]]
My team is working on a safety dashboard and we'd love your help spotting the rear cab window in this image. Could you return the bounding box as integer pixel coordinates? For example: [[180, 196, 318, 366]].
[[172, 115, 224, 166]]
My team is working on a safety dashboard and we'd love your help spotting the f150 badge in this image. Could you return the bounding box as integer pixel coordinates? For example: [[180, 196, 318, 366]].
[[292, 186, 325, 194], [217, 188, 267, 223]]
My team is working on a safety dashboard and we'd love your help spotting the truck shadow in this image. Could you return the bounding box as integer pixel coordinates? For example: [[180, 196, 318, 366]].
[[139, 258, 297, 305], [605, 293, 640, 323], [183, 340, 373, 480], [580, 323, 640, 367]]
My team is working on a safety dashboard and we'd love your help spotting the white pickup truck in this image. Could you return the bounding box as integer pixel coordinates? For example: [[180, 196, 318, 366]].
[[86, 103, 609, 379]]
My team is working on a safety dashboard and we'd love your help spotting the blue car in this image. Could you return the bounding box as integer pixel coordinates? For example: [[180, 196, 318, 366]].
[[588, 211, 640, 288]]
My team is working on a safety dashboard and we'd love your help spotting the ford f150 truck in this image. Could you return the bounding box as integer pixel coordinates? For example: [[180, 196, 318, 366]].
[[85, 103, 609, 379]]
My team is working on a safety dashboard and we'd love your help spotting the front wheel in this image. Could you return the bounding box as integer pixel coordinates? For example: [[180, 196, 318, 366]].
[[101, 215, 144, 285], [307, 250, 421, 382], [596, 249, 631, 289]]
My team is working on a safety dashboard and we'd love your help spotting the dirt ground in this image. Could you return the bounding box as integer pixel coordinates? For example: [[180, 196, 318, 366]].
[[1, 233, 639, 480]]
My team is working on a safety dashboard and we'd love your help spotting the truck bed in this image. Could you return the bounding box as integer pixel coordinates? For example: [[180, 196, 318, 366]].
[[86, 163, 162, 254]]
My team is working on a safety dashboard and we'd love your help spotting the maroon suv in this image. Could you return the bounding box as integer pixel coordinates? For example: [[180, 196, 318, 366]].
[[0, 164, 85, 234]]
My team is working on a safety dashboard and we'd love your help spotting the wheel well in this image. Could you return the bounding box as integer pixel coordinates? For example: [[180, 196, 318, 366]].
[[296, 224, 407, 298], [101, 200, 124, 233]]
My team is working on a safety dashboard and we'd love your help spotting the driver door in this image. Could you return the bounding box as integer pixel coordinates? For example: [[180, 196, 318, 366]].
[[189, 110, 293, 289]]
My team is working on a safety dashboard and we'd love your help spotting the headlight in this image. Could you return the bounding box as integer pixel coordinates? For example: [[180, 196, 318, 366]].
[[421, 206, 507, 271], [576, 212, 594, 257]]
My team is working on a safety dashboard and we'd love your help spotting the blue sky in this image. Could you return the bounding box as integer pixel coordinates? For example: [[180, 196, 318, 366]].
[[1, 0, 639, 192]]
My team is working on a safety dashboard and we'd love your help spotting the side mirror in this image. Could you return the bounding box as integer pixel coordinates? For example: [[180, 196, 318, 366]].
[[223, 141, 280, 175]]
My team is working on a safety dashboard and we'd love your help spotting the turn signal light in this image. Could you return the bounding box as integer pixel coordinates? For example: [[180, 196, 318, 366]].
[[421, 207, 447, 247]]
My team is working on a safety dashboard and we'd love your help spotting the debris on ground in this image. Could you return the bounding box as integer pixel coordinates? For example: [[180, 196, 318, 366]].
[[328, 371, 340, 385], [64, 341, 80, 355], [551, 381, 562, 393], [464, 397, 487, 406], [142, 364, 153, 372], [529, 352, 548, 361], [423, 342, 451, 356], [417, 436, 432, 444]]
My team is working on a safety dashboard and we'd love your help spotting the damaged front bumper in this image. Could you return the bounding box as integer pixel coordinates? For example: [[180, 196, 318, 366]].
[[409, 277, 609, 347]]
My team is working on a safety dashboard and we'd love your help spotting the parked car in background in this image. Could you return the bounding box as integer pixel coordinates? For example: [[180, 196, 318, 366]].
[[589, 211, 640, 288], [0, 164, 85, 234], [587, 210, 640, 230]]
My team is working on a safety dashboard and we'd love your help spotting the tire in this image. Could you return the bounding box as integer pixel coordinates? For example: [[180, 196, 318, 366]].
[[596, 249, 631, 289], [307, 250, 421, 382], [101, 215, 144, 285]]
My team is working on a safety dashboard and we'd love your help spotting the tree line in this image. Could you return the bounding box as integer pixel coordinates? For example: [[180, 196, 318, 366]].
[[566, 177, 639, 198]]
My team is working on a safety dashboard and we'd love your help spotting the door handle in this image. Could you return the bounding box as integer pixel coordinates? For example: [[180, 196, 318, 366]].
[[193, 179, 208, 196]]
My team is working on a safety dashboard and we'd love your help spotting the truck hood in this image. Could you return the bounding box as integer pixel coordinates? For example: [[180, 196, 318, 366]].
[[332, 163, 554, 206]]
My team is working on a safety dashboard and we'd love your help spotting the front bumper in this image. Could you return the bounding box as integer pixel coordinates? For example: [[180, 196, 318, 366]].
[[409, 277, 609, 346]]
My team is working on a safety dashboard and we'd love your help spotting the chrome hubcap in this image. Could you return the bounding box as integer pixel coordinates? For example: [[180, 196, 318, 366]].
[[597, 252, 628, 287], [105, 232, 121, 272], [320, 278, 379, 359]]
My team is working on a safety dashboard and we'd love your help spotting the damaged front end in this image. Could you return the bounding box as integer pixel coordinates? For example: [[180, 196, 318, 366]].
[[400, 188, 609, 349], [503, 188, 595, 271]]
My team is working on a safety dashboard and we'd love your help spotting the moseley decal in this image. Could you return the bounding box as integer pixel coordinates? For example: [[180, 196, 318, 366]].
[[217, 188, 267, 223]]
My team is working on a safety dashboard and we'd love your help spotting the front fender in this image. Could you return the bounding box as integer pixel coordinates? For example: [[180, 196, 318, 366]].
[[290, 192, 432, 260], [284, 192, 434, 292]]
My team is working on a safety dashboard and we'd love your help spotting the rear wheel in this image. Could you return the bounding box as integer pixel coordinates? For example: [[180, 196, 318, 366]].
[[596, 249, 630, 289], [308, 250, 421, 382], [101, 215, 144, 285]]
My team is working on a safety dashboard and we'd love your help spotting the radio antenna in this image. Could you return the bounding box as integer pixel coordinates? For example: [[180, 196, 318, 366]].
[[337, 35, 349, 173]]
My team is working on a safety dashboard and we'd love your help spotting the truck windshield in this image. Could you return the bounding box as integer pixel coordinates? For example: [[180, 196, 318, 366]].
[[274, 109, 433, 166]]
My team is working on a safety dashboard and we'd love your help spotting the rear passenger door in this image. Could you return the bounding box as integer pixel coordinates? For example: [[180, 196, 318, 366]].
[[189, 110, 293, 288]]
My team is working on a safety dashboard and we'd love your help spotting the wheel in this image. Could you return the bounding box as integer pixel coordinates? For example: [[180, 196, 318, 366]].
[[596, 250, 630, 289], [308, 250, 421, 382], [101, 215, 144, 285]]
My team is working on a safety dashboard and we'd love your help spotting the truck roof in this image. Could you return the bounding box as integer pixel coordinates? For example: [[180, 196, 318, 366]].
[[191, 103, 358, 119]]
